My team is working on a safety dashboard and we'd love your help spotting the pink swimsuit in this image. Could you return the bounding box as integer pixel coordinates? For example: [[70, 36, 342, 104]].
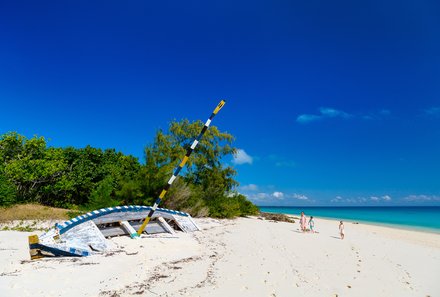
[[300, 215, 306, 229]]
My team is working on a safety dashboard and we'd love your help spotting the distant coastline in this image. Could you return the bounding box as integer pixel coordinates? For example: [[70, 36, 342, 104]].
[[259, 206, 440, 234]]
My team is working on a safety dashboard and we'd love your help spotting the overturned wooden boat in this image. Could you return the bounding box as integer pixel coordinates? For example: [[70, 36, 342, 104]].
[[28, 205, 200, 259]]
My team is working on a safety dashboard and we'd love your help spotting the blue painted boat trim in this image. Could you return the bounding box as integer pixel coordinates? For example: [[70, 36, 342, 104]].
[[29, 243, 86, 257], [57, 205, 189, 235]]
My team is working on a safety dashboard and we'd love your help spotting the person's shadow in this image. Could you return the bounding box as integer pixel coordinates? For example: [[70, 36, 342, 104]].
[[330, 236, 341, 239]]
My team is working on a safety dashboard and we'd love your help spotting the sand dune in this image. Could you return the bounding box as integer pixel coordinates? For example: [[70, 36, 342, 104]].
[[0, 217, 439, 296]]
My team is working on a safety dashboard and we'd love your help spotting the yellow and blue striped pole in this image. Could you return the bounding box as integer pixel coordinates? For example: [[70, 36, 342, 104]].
[[137, 100, 226, 235]]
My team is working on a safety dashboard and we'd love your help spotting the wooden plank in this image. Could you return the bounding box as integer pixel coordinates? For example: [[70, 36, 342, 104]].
[[158, 217, 175, 234], [99, 221, 168, 237], [172, 215, 199, 232], [119, 221, 139, 238], [92, 211, 176, 225]]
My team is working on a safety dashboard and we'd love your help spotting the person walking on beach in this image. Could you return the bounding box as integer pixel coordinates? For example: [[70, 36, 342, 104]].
[[339, 221, 345, 239], [300, 212, 307, 232], [308, 216, 315, 233]]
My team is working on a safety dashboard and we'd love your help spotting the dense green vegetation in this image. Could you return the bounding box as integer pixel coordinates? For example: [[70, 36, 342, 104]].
[[0, 120, 258, 218]]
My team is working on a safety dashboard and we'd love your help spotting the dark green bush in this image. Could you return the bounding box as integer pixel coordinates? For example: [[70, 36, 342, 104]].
[[0, 173, 16, 206]]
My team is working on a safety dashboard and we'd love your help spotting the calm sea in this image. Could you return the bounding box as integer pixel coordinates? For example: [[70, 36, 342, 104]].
[[259, 206, 440, 233]]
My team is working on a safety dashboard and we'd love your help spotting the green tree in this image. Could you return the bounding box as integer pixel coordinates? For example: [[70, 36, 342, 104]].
[[2, 134, 67, 204], [0, 132, 142, 208], [52, 146, 141, 207], [0, 172, 16, 206], [140, 119, 256, 218], [143, 119, 237, 194], [0, 132, 25, 165], [87, 176, 118, 210]]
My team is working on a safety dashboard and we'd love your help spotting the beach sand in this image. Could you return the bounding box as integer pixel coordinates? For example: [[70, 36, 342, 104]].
[[0, 216, 439, 297]]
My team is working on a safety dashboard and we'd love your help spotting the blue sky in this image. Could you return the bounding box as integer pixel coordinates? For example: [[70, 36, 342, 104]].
[[1, 1, 439, 206]]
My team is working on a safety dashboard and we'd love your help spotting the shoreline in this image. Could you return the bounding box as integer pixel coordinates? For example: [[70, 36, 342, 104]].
[[259, 205, 440, 234], [277, 212, 440, 235]]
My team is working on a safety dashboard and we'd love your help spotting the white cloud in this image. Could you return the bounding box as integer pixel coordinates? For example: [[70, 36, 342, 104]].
[[330, 196, 343, 202], [319, 107, 351, 118], [297, 107, 352, 124], [382, 195, 392, 201], [272, 192, 284, 199], [363, 109, 392, 120], [244, 192, 270, 201], [296, 114, 322, 124], [370, 195, 391, 202], [297, 107, 394, 124], [379, 109, 391, 115], [404, 195, 440, 202], [243, 190, 311, 203], [256, 192, 270, 199], [332, 195, 391, 203], [331, 196, 355, 203], [291, 193, 308, 200], [232, 149, 253, 165], [424, 107, 440, 116], [240, 184, 259, 191]]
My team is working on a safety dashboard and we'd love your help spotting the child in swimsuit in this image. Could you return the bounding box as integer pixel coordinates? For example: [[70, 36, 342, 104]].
[[300, 212, 307, 232], [309, 216, 315, 233], [339, 221, 345, 239]]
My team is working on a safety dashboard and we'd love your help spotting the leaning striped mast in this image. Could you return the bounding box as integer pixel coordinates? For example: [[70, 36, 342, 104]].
[[137, 100, 226, 235]]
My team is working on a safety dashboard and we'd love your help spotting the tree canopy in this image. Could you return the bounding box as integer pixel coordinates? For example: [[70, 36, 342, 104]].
[[0, 121, 258, 218]]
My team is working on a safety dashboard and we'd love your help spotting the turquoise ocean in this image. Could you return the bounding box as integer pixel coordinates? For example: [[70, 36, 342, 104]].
[[259, 206, 440, 233]]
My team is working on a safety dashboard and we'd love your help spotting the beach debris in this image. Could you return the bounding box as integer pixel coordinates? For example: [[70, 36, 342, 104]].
[[137, 100, 226, 235], [28, 205, 200, 259], [259, 212, 295, 223], [0, 270, 20, 277], [27, 101, 227, 259]]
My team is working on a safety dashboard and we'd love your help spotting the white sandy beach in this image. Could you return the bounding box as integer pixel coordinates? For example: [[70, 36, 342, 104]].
[[0, 216, 439, 297]]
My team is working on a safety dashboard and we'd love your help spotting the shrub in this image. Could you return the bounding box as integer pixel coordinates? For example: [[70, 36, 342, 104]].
[[0, 174, 17, 206], [206, 194, 258, 218], [86, 177, 119, 210]]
